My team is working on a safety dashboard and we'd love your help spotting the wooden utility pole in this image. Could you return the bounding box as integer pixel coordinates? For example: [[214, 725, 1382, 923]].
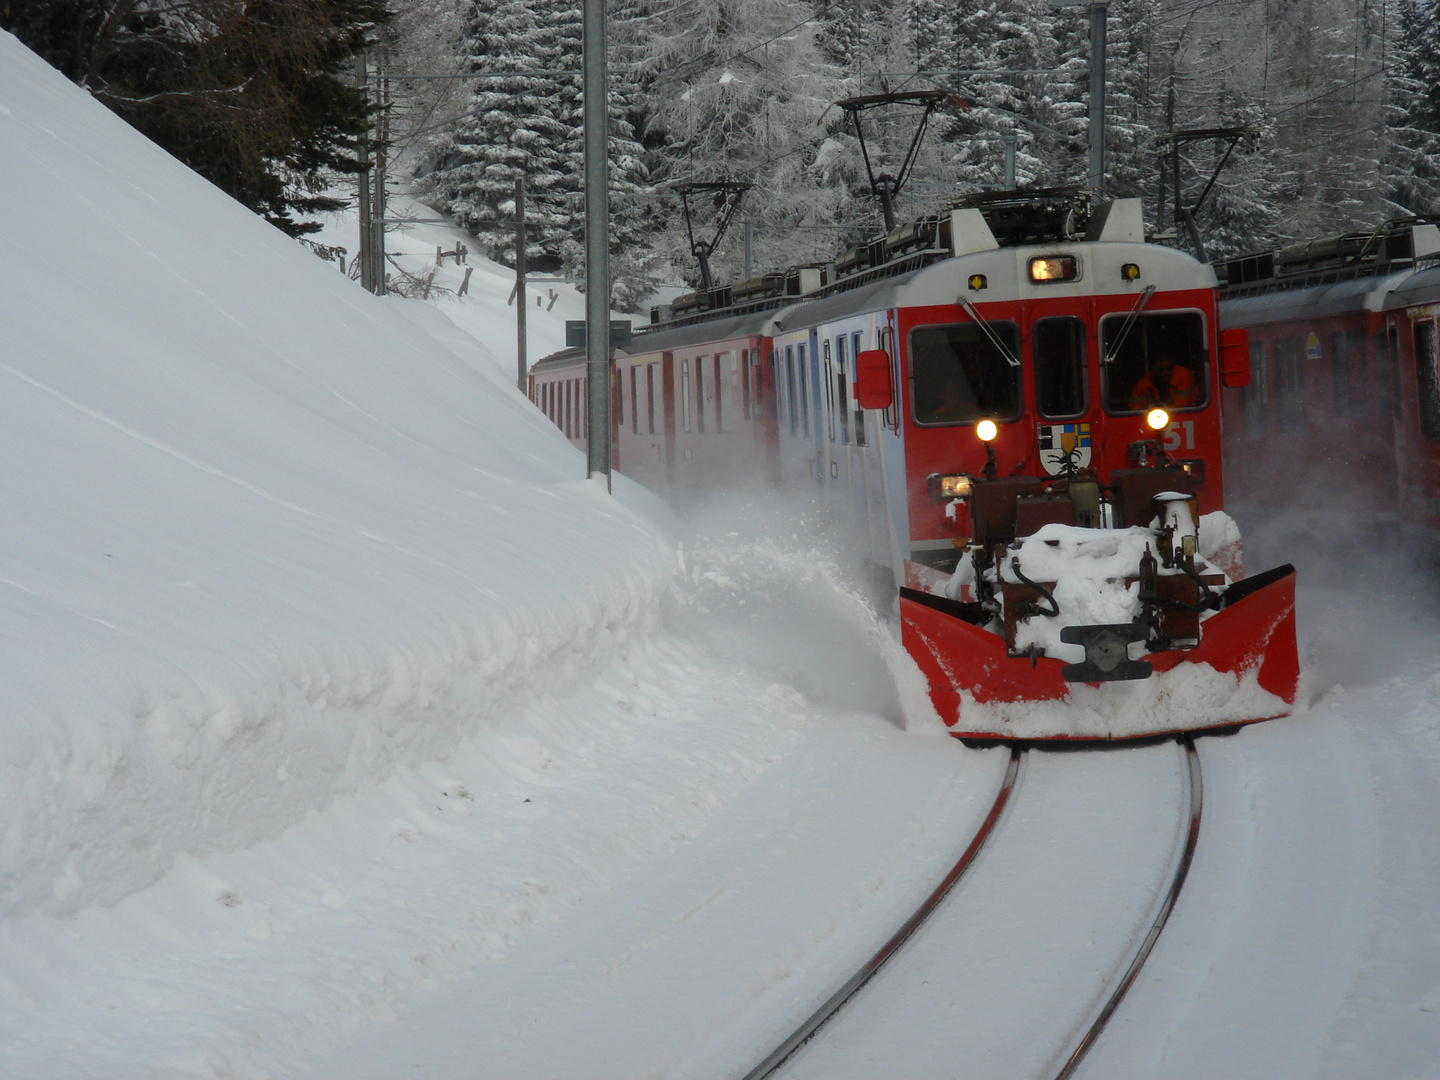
[[515, 177, 528, 392]]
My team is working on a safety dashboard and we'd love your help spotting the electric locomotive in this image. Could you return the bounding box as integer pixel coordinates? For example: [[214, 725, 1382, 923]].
[[532, 190, 1301, 741]]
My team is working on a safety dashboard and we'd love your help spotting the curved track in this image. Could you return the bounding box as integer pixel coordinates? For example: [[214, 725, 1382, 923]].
[[739, 746, 1024, 1080], [744, 736, 1204, 1080], [1050, 734, 1203, 1079]]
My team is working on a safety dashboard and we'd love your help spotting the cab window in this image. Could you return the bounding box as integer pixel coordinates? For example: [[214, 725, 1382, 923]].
[[910, 322, 1021, 425], [1033, 317, 1086, 419], [1101, 311, 1208, 414]]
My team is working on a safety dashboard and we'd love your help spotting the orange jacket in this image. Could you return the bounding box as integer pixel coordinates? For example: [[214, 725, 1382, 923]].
[[1127, 364, 1199, 410]]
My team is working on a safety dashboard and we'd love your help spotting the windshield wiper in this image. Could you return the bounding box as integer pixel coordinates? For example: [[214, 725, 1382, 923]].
[[959, 297, 1021, 368], [1102, 285, 1157, 365]]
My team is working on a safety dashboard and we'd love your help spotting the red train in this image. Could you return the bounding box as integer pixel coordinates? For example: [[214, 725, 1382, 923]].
[[531, 190, 1300, 742], [1216, 222, 1440, 547]]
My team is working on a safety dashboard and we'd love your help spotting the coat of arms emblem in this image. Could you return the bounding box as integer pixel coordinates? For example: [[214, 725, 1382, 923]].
[[1037, 422, 1092, 476]]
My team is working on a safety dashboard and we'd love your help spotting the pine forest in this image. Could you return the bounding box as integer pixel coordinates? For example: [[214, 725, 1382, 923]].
[[9, 0, 1439, 307]]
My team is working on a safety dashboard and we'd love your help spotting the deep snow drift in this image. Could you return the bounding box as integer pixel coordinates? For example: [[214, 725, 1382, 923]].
[[0, 32, 676, 923]]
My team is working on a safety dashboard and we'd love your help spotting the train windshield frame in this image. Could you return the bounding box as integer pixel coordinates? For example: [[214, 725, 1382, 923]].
[[909, 321, 1022, 426], [1099, 309, 1209, 415]]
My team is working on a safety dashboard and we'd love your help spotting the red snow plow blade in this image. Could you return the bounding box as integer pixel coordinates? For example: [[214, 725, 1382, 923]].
[[900, 564, 1299, 742]]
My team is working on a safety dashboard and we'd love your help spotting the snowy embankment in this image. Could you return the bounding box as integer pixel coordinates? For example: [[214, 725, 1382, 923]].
[[0, 33, 675, 922]]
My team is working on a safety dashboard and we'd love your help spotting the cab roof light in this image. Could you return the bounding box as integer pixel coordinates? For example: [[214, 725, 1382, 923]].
[[968, 274, 988, 291], [1029, 255, 1078, 283], [1122, 262, 1141, 281]]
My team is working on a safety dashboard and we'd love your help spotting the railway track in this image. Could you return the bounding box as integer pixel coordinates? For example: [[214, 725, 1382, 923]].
[[741, 735, 1204, 1080]]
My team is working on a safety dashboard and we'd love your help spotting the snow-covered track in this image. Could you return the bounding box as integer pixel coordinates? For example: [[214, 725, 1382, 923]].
[[1051, 734, 1203, 1080], [740, 746, 1024, 1080]]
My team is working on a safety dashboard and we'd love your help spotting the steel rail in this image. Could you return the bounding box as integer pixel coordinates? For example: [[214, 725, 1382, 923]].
[[1051, 734, 1204, 1080], [740, 745, 1023, 1080]]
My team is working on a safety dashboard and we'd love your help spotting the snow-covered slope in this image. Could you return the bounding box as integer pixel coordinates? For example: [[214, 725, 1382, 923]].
[[0, 31, 672, 921]]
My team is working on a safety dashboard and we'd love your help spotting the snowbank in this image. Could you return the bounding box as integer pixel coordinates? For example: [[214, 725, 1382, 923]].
[[0, 32, 673, 920]]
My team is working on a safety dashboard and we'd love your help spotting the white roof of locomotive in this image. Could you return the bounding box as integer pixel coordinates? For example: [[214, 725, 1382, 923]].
[[623, 199, 1215, 355]]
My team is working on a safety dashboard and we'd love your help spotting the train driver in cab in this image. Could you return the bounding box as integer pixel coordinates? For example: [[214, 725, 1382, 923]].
[[1127, 352, 1200, 411]]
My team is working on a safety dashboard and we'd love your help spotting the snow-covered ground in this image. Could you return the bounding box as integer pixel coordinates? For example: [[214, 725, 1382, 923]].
[[3, 30, 1440, 1080]]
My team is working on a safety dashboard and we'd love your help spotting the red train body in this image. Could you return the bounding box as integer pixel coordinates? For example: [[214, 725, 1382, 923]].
[[1216, 224, 1440, 547], [531, 192, 1301, 741]]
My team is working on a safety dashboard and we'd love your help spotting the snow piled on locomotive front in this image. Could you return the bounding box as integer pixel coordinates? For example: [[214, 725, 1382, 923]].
[[932, 509, 1291, 740], [943, 512, 1239, 664]]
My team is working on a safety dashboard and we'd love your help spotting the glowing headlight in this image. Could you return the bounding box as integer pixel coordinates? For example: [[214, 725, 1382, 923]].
[[1146, 408, 1170, 431], [976, 419, 999, 442], [939, 475, 971, 498], [1028, 255, 1078, 282]]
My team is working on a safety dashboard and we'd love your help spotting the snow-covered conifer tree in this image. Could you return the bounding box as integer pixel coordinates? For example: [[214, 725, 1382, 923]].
[[1385, 0, 1440, 219], [631, 0, 856, 284], [426, 0, 654, 307], [427, 0, 580, 266]]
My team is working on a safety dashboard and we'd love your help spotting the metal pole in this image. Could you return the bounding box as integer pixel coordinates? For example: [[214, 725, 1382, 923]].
[[743, 220, 753, 279], [356, 52, 373, 293], [583, 0, 611, 487], [372, 54, 387, 296], [515, 177, 528, 392], [1003, 133, 1017, 190], [1088, 2, 1108, 196]]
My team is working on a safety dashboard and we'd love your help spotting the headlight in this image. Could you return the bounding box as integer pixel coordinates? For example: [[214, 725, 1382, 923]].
[[976, 419, 999, 442], [1146, 408, 1170, 431], [927, 474, 973, 500]]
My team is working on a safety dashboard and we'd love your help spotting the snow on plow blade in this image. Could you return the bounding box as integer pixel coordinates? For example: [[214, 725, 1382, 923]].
[[899, 564, 1299, 742]]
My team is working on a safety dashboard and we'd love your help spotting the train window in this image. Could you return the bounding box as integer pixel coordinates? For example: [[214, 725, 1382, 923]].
[[836, 335, 851, 445], [1330, 329, 1365, 418], [716, 353, 731, 433], [1377, 329, 1400, 419], [624, 364, 636, 432], [910, 322, 1021, 426], [852, 332, 867, 444], [823, 340, 836, 443], [1242, 340, 1268, 436], [798, 343, 811, 439], [785, 346, 798, 436], [1033, 317, 1087, 419], [741, 350, 754, 420], [1274, 338, 1306, 432], [1100, 311, 1207, 414], [697, 356, 709, 434], [1415, 322, 1440, 440], [681, 359, 692, 433], [1350, 330, 1369, 414], [646, 363, 657, 435]]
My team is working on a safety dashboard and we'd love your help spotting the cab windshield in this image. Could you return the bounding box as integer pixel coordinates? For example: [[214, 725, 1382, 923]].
[[1101, 311, 1208, 413], [910, 323, 1021, 425]]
